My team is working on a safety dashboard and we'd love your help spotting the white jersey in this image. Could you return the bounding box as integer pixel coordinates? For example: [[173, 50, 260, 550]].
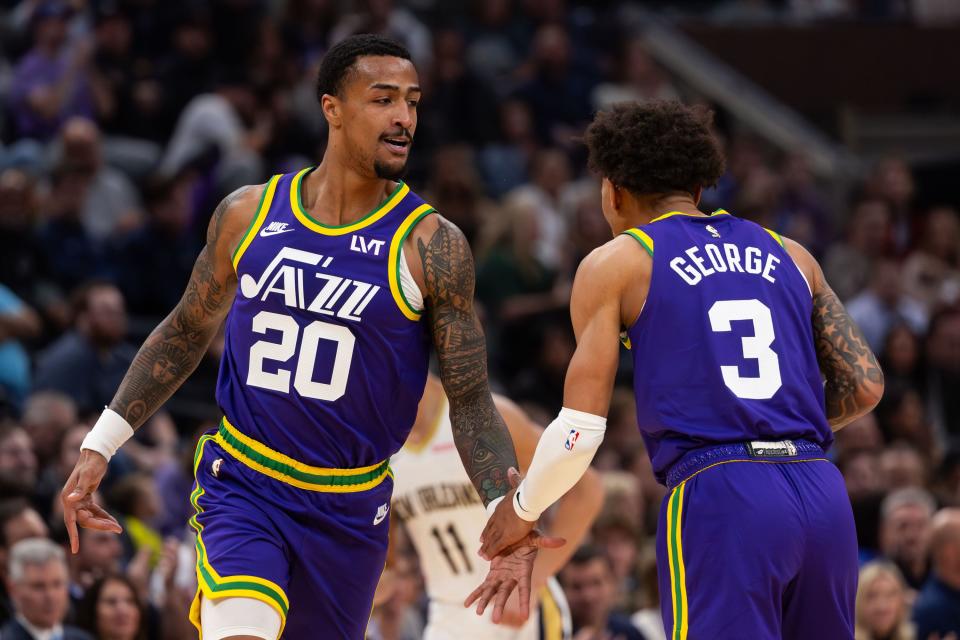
[[391, 400, 571, 640]]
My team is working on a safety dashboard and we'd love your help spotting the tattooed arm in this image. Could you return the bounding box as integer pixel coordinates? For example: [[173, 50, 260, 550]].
[[61, 184, 263, 552], [407, 214, 518, 505], [108, 185, 261, 425], [784, 238, 884, 429]]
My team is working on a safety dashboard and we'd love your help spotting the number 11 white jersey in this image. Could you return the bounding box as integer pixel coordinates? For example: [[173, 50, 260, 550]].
[[391, 400, 570, 640]]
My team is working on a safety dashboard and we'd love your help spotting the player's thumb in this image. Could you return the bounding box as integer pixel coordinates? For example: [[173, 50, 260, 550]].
[[507, 467, 521, 489], [534, 534, 566, 549]]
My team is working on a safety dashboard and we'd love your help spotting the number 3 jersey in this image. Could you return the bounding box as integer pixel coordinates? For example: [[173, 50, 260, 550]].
[[622, 210, 832, 484], [216, 168, 433, 469]]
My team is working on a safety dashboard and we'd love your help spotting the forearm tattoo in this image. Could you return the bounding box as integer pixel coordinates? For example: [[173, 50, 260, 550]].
[[419, 219, 518, 504], [110, 187, 249, 427], [812, 285, 884, 428]]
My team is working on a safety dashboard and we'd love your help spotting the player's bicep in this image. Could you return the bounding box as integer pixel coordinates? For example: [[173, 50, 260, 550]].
[[563, 256, 622, 416], [415, 215, 489, 401]]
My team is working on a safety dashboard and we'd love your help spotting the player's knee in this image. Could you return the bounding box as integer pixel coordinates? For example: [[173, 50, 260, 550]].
[[200, 594, 283, 640]]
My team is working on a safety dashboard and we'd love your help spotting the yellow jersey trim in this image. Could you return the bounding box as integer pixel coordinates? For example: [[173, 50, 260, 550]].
[[216, 416, 392, 492], [540, 584, 565, 640], [623, 228, 654, 256], [290, 167, 409, 236], [763, 227, 785, 247], [667, 481, 689, 640], [388, 203, 435, 321], [650, 209, 730, 224], [232, 175, 281, 272]]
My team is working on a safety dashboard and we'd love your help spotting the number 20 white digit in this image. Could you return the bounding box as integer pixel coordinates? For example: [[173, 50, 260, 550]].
[[708, 299, 782, 400], [247, 311, 355, 401]]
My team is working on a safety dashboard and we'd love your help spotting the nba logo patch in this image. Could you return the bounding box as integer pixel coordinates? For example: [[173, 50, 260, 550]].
[[564, 429, 580, 451]]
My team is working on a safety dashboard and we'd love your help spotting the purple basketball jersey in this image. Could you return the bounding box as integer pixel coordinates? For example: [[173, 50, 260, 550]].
[[623, 210, 832, 483], [216, 167, 433, 468]]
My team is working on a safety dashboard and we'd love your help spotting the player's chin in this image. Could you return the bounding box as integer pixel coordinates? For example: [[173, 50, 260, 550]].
[[373, 156, 408, 181]]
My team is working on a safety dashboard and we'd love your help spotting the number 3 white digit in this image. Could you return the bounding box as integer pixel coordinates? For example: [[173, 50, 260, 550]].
[[246, 311, 354, 401], [708, 299, 782, 400]]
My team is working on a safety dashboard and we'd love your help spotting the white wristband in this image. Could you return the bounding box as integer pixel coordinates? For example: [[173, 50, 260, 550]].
[[513, 486, 539, 522], [80, 407, 134, 461]]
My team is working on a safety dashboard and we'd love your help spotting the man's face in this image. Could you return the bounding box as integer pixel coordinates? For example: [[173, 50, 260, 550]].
[[881, 504, 932, 563], [9, 561, 69, 630], [329, 55, 420, 180], [83, 286, 127, 346], [4, 509, 49, 550], [561, 558, 613, 629], [76, 528, 123, 576], [0, 429, 37, 487]]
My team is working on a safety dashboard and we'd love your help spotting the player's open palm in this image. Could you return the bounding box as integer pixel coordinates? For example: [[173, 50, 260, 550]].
[[61, 450, 122, 553], [464, 529, 564, 624]]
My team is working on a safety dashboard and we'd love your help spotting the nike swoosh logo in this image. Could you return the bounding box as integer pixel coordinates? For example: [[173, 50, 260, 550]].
[[373, 508, 389, 525], [260, 228, 294, 237]]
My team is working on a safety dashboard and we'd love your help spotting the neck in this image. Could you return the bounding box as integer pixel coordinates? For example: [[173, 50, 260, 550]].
[[613, 194, 703, 234], [302, 150, 397, 227]]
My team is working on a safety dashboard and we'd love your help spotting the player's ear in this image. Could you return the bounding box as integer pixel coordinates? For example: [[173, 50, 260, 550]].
[[321, 94, 342, 129]]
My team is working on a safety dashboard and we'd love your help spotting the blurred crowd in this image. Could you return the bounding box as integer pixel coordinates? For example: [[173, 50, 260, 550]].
[[1, 1, 960, 639]]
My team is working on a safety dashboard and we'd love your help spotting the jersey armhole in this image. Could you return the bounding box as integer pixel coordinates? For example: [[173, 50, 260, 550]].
[[763, 227, 813, 298], [388, 204, 435, 321], [231, 175, 281, 272]]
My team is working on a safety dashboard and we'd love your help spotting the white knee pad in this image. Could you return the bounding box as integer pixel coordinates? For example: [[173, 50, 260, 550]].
[[200, 595, 282, 640]]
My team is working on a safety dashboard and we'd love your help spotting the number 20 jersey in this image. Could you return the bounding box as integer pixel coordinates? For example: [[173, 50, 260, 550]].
[[622, 210, 832, 484], [216, 168, 433, 468]]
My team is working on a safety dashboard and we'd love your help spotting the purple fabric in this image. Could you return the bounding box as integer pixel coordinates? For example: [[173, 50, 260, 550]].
[[657, 455, 857, 639], [8, 49, 95, 140]]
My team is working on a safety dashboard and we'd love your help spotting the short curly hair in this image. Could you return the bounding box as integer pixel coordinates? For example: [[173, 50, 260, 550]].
[[316, 34, 412, 101], [584, 101, 726, 197]]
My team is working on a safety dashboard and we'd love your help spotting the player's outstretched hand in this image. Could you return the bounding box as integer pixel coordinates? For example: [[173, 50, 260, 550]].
[[464, 530, 564, 624], [61, 450, 122, 554], [479, 467, 556, 560]]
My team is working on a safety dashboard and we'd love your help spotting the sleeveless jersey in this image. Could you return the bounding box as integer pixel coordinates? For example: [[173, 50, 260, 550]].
[[391, 402, 571, 640], [216, 167, 433, 468], [622, 210, 832, 483]]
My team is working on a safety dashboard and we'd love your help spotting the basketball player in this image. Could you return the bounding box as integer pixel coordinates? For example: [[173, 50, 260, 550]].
[[476, 101, 884, 639], [59, 35, 552, 640], [387, 373, 602, 639]]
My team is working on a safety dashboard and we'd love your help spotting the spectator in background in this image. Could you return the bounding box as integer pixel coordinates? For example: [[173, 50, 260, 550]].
[[0, 285, 41, 410], [559, 546, 647, 640], [823, 199, 892, 302], [866, 157, 916, 254], [879, 487, 936, 590], [0, 500, 49, 627], [113, 175, 198, 317], [329, 0, 432, 71], [591, 38, 680, 111], [38, 165, 107, 292], [55, 118, 144, 242], [847, 260, 928, 352], [880, 324, 922, 392], [6, 2, 98, 142], [478, 99, 539, 197], [515, 23, 597, 148], [107, 475, 163, 564], [68, 527, 124, 602], [0, 424, 38, 499], [902, 207, 960, 313], [75, 574, 147, 640], [879, 443, 928, 490], [33, 281, 135, 415], [592, 515, 643, 613], [157, 69, 269, 195], [914, 508, 960, 638], [877, 384, 937, 461], [773, 152, 834, 257], [506, 148, 574, 269], [20, 391, 76, 470], [0, 168, 66, 330], [1, 538, 93, 640], [853, 561, 916, 640], [153, 8, 216, 140], [422, 145, 497, 248], [924, 308, 960, 442], [462, 0, 525, 85]]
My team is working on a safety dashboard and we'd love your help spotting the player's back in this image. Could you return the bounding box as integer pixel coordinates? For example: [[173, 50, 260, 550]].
[[216, 167, 433, 472], [622, 210, 831, 483]]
